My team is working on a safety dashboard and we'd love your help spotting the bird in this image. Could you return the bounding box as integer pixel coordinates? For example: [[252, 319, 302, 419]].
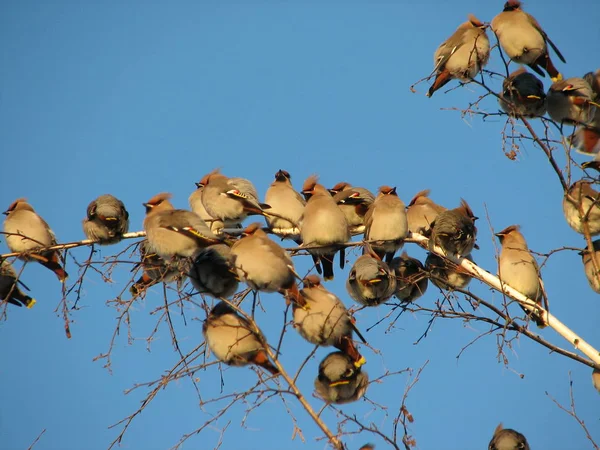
[[230, 222, 301, 305], [498, 68, 547, 118], [346, 248, 396, 306], [572, 70, 600, 159], [3, 198, 68, 282], [364, 186, 408, 263], [143, 193, 222, 259], [264, 169, 305, 241], [488, 423, 530, 450], [593, 368, 600, 394], [491, 0, 565, 81], [300, 175, 350, 280], [330, 182, 375, 235], [130, 240, 185, 296], [0, 258, 36, 308], [579, 240, 600, 294], [188, 184, 230, 233], [294, 275, 366, 367], [406, 189, 447, 235], [562, 180, 600, 236], [428, 199, 478, 257], [313, 351, 369, 405], [425, 252, 473, 290], [389, 252, 429, 302], [203, 301, 279, 375], [427, 14, 490, 97], [82, 194, 129, 244], [188, 244, 239, 299], [546, 77, 598, 126], [198, 169, 270, 230], [496, 225, 546, 328]]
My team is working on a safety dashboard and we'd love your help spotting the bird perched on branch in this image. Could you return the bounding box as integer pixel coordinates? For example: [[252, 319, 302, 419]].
[[189, 183, 230, 233], [496, 225, 547, 328], [562, 180, 600, 236], [579, 240, 600, 294], [491, 0, 565, 81], [300, 175, 350, 280], [498, 68, 547, 118], [364, 186, 408, 263], [83, 194, 129, 244], [264, 169, 305, 241], [188, 244, 239, 299], [425, 252, 473, 290], [428, 199, 478, 257], [143, 193, 222, 259], [314, 351, 369, 405], [0, 258, 36, 308], [330, 182, 375, 235], [130, 240, 184, 296], [488, 423, 530, 450], [547, 77, 598, 126], [406, 189, 446, 235], [294, 275, 366, 367], [427, 14, 490, 97], [346, 246, 396, 306], [203, 301, 279, 375], [389, 252, 429, 302], [3, 198, 68, 282], [573, 70, 600, 159]]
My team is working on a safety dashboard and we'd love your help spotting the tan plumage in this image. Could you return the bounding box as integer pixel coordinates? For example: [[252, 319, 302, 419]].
[[330, 182, 375, 235], [547, 77, 598, 125], [491, 0, 565, 81], [314, 351, 369, 405], [300, 176, 350, 280], [425, 252, 473, 290], [389, 252, 428, 302], [83, 194, 129, 244], [346, 250, 396, 306], [264, 169, 305, 240], [562, 180, 600, 236], [203, 301, 279, 375], [130, 240, 185, 296], [428, 14, 490, 97], [428, 199, 478, 257], [3, 199, 68, 282], [0, 258, 36, 308], [406, 189, 447, 235], [498, 68, 547, 118], [189, 184, 233, 233], [488, 423, 530, 450], [580, 240, 600, 294]]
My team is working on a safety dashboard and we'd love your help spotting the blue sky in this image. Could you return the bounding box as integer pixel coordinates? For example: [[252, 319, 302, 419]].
[[1, 1, 599, 449]]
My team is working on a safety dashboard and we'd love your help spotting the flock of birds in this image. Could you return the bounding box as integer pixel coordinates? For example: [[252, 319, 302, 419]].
[[2, 1, 600, 448]]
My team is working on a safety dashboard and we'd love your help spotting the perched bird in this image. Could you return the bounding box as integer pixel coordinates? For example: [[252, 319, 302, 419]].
[[198, 169, 270, 230], [230, 222, 300, 304], [300, 176, 350, 280], [3, 198, 68, 282], [0, 258, 36, 308], [143, 193, 222, 259], [498, 68, 547, 118], [491, 0, 565, 81], [264, 169, 305, 241], [346, 249, 396, 306], [188, 244, 239, 299], [488, 423, 530, 450], [203, 301, 279, 375], [314, 351, 369, 405], [496, 225, 546, 328], [389, 252, 429, 302], [562, 180, 600, 236], [428, 199, 478, 257], [546, 78, 598, 125], [188, 184, 229, 233], [425, 252, 473, 290], [330, 182, 375, 235], [364, 186, 408, 263], [83, 194, 129, 245], [579, 240, 600, 294], [406, 189, 447, 235], [593, 368, 600, 394], [427, 14, 490, 97], [130, 240, 184, 296], [294, 275, 366, 367], [574, 70, 600, 158]]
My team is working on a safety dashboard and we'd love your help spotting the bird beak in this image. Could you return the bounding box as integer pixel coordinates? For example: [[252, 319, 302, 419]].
[[195, 182, 202, 188], [2, 211, 9, 215]]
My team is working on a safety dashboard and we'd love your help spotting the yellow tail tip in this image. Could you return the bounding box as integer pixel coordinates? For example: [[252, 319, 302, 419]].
[[551, 73, 563, 82], [354, 356, 367, 368], [26, 299, 37, 309]]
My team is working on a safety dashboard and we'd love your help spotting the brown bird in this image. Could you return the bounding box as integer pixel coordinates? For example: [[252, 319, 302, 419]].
[[498, 68, 547, 118], [83, 194, 129, 244], [330, 182, 375, 235], [203, 301, 279, 375], [491, 0, 565, 81], [364, 186, 408, 263], [230, 223, 300, 304], [546, 77, 598, 126], [488, 423, 530, 450], [264, 169, 305, 241], [427, 14, 490, 97], [143, 193, 222, 259], [389, 252, 429, 302], [562, 180, 600, 236], [300, 176, 350, 280], [346, 249, 396, 306], [294, 275, 366, 367], [3, 198, 68, 282], [130, 240, 184, 296], [406, 189, 447, 235], [428, 199, 478, 257], [574, 71, 600, 159], [0, 258, 36, 308], [579, 240, 600, 294], [189, 184, 231, 233], [496, 225, 546, 328], [425, 252, 473, 290], [314, 351, 369, 405], [593, 369, 600, 394], [188, 244, 239, 299]]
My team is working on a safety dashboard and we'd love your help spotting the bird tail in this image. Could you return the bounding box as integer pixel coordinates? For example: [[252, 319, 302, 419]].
[[427, 70, 451, 98], [321, 254, 334, 281], [536, 54, 561, 81], [253, 350, 280, 375], [40, 251, 68, 282], [335, 335, 366, 368], [130, 272, 156, 296], [9, 287, 36, 308]]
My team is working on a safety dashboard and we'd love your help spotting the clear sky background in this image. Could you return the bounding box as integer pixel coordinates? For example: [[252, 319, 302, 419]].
[[1, 1, 600, 449]]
